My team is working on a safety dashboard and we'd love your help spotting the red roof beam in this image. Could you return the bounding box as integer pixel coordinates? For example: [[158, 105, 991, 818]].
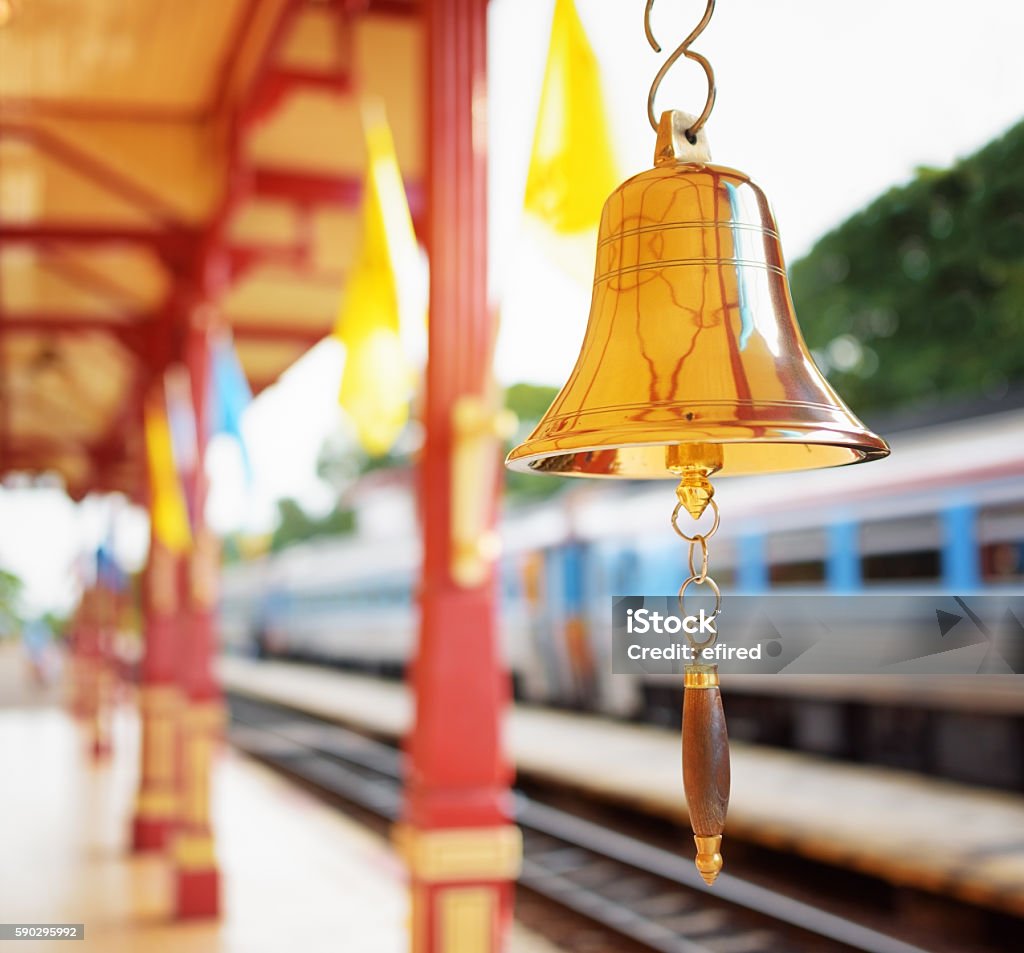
[[233, 0, 305, 129], [258, 67, 353, 112], [0, 313, 156, 334], [0, 224, 194, 261], [341, 0, 422, 16], [251, 167, 361, 205], [0, 313, 158, 364]]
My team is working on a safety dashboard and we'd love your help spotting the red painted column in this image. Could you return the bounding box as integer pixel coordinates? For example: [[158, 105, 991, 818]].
[[77, 587, 108, 758], [67, 593, 90, 721], [131, 516, 182, 851], [172, 307, 222, 919], [93, 563, 118, 760], [398, 2, 520, 950]]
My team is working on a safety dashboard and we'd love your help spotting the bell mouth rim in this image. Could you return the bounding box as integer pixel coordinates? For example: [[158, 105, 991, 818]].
[[505, 430, 890, 479]]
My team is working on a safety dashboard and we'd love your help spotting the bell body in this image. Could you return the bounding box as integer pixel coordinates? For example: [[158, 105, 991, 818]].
[[507, 123, 889, 478]]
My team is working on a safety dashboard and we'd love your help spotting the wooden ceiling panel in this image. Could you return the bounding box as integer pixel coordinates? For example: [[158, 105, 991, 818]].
[[0, 139, 156, 224], [0, 0, 248, 113], [3, 332, 133, 446], [246, 89, 364, 175], [310, 207, 359, 276], [234, 337, 307, 386], [21, 117, 221, 223], [279, 6, 352, 73], [222, 265, 341, 329], [229, 197, 301, 246], [1, 249, 134, 317], [46, 245, 169, 311], [352, 15, 424, 180]]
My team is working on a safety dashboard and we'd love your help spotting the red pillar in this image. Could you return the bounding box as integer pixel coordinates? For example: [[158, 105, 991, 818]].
[[397, 2, 520, 950], [67, 594, 90, 721], [94, 564, 118, 759], [131, 521, 181, 851], [172, 310, 222, 919], [74, 586, 111, 760]]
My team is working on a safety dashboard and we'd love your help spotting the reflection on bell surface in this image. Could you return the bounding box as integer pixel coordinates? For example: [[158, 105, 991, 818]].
[[507, 110, 890, 479]]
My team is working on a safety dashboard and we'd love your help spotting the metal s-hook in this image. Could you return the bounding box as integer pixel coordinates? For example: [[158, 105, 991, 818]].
[[645, 0, 717, 139]]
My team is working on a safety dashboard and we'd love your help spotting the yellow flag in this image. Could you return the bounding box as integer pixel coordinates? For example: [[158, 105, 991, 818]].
[[143, 394, 192, 554], [524, 0, 619, 234], [334, 100, 419, 457]]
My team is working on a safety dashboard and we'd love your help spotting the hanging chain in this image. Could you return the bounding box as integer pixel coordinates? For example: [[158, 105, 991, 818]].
[[644, 0, 717, 139], [671, 495, 722, 652]]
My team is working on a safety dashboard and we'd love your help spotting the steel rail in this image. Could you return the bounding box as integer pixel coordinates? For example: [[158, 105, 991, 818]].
[[227, 694, 934, 953]]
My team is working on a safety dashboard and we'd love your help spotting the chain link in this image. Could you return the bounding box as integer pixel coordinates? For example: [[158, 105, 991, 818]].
[[671, 497, 722, 650]]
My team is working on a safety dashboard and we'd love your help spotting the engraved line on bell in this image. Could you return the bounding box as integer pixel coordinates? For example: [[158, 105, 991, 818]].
[[593, 258, 788, 286], [597, 221, 780, 248]]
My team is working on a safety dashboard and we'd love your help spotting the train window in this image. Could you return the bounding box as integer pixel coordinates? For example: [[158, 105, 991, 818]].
[[861, 515, 939, 558], [984, 543, 1024, 580], [979, 502, 1024, 582], [769, 561, 825, 585], [862, 549, 941, 581]]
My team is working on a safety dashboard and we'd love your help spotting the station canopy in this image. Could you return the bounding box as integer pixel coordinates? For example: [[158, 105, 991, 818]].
[[0, 0, 422, 500]]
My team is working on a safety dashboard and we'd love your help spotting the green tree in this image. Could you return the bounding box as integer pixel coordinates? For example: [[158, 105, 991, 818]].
[[504, 382, 564, 502], [270, 498, 356, 551], [790, 118, 1024, 415], [0, 568, 24, 639]]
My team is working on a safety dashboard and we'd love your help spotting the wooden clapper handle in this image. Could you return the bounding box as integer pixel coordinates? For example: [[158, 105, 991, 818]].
[[682, 664, 730, 884]]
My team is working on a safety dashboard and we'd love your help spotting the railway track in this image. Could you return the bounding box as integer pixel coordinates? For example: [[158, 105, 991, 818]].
[[227, 692, 944, 953]]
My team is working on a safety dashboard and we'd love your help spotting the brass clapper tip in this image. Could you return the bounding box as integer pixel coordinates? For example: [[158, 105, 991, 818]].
[[693, 834, 723, 885], [675, 471, 714, 520]]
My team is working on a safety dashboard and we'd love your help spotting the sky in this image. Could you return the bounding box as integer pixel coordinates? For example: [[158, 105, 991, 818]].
[[2, 0, 1024, 612]]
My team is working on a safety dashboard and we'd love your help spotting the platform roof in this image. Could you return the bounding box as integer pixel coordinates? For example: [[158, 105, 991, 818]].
[[0, 0, 423, 499]]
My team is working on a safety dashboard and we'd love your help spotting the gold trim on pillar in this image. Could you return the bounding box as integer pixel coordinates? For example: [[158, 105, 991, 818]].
[[190, 529, 220, 610], [395, 824, 522, 882], [184, 700, 226, 732], [174, 832, 217, 871], [140, 685, 179, 787], [450, 394, 517, 588], [135, 789, 178, 817], [410, 885, 429, 953], [139, 685, 180, 709], [148, 543, 178, 615], [439, 886, 495, 953], [180, 707, 219, 828]]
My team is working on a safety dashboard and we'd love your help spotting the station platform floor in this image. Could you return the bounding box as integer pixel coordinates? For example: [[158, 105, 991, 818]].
[[221, 655, 1024, 920], [0, 645, 561, 953]]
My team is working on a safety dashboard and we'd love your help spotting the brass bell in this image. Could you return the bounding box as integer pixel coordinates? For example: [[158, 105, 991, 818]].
[[506, 0, 890, 887], [507, 110, 890, 481]]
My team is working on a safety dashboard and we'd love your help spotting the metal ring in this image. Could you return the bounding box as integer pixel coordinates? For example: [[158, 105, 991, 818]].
[[687, 535, 709, 582], [671, 497, 720, 543], [676, 574, 722, 649], [644, 0, 717, 135]]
